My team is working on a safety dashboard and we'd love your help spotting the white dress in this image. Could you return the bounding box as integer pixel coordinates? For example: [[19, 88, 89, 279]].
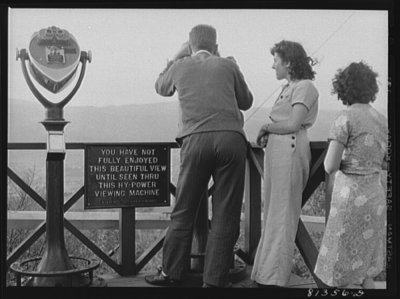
[[251, 80, 319, 286]]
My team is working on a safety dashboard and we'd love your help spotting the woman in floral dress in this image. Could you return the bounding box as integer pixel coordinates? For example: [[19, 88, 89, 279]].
[[314, 61, 388, 289]]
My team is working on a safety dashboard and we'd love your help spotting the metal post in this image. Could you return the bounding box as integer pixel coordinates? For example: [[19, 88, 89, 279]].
[[31, 151, 73, 286], [28, 120, 88, 286], [16, 26, 92, 285]]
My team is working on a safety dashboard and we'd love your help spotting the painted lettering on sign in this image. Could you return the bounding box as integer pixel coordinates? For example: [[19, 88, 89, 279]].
[[84, 144, 170, 209]]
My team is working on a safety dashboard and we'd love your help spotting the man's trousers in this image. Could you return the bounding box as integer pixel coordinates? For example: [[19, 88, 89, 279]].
[[162, 131, 247, 287]]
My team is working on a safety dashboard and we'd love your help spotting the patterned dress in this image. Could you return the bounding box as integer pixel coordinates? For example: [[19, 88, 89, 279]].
[[314, 103, 388, 287]]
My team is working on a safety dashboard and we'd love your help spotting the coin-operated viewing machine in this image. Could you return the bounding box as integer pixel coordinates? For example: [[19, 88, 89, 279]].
[[12, 26, 98, 287], [18, 26, 92, 154], [28, 26, 82, 94]]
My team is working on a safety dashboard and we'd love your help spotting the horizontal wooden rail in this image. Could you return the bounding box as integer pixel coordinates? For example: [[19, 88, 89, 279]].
[[8, 142, 326, 150], [7, 211, 325, 233], [7, 142, 180, 150]]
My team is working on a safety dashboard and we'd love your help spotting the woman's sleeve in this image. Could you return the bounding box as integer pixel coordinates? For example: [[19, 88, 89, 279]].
[[291, 80, 319, 110], [329, 110, 350, 146]]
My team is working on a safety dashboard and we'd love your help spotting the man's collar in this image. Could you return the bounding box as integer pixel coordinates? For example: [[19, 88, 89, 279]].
[[192, 49, 213, 56]]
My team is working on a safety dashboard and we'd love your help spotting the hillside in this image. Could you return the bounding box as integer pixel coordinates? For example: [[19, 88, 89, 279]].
[[7, 99, 337, 210], [8, 99, 336, 143], [7, 99, 180, 143]]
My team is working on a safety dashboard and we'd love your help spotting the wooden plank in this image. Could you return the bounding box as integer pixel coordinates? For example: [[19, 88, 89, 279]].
[[309, 148, 327, 181], [247, 145, 264, 177], [8, 211, 173, 220], [7, 211, 325, 232], [169, 182, 176, 197], [7, 143, 83, 150], [135, 228, 168, 273], [7, 211, 171, 230], [63, 186, 84, 212], [295, 146, 328, 288], [118, 208, 136, 275], [7, 142, 179, 150], [243, 147, 263, 262], [300, 215, 325, 234], [6, 221, 46, 268], [64, 219, 121, 274], [234, 248, 252, 265], [7, 143, 47, 150], [310, 141, 328, 151], [295, 220, 327, 288], [288, 274, 317, 288], [7, 167, 46, 210], [295, 147, 328, 288], [302, 150, 326, 207], [98, 266, 316, 288]]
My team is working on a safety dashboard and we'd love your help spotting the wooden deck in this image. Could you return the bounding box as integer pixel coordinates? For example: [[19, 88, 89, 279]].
[[92, 266, 386, 289], [93, 265, 317, 288]]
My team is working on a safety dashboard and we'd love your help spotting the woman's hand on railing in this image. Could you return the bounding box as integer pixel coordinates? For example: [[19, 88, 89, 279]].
[[256, 125, 269, 148], [257, 135, 268, 148]]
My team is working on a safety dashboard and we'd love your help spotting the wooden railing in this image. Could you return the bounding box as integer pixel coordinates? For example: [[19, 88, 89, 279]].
[[7, 141, 329, 286], [7, 211, 325, 233], [239, 141, 329, 288]]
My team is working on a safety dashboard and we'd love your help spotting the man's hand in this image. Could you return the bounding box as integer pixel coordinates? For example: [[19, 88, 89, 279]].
[[173, 42, 192, 61]]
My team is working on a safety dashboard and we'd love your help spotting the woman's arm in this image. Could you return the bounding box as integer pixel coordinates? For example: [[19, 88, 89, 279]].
[[324, 140, 345, 174], [262, 103, 308, 135], [256, 103, 308, 145]]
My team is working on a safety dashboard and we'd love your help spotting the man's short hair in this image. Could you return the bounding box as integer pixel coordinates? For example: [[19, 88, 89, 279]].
[[189, 25, 217, 52]]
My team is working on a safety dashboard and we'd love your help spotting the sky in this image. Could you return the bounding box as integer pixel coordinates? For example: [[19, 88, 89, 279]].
[[8, 8, 388, 119]]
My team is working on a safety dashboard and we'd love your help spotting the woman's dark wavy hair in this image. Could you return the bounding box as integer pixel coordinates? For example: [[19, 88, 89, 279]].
[[331, 61, 379, 105], [270, 40, 316, 80]]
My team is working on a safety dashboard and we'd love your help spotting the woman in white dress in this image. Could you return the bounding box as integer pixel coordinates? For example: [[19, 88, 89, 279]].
[[251, 40, 319, 287]]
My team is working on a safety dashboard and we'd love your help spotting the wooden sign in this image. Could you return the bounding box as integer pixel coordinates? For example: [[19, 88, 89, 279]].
[[84, 143, 171, 209]]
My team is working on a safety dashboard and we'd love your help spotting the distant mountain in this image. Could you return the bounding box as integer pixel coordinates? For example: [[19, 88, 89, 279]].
[[8, 99, 180, 143], [8, 98, 338, 143]]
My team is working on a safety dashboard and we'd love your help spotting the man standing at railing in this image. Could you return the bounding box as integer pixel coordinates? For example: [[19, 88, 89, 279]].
[[145, 24, 253, 288]]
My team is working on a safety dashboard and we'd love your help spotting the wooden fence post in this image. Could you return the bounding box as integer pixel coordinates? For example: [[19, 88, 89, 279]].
[[119, 207, 136, 275], [243, 146, 263, 263]]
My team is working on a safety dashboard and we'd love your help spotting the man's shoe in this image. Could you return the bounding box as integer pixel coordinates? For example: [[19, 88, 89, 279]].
[[144, 266, 181, 287], [202, 282, 233, 288], [255, 282, 283, 288]]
